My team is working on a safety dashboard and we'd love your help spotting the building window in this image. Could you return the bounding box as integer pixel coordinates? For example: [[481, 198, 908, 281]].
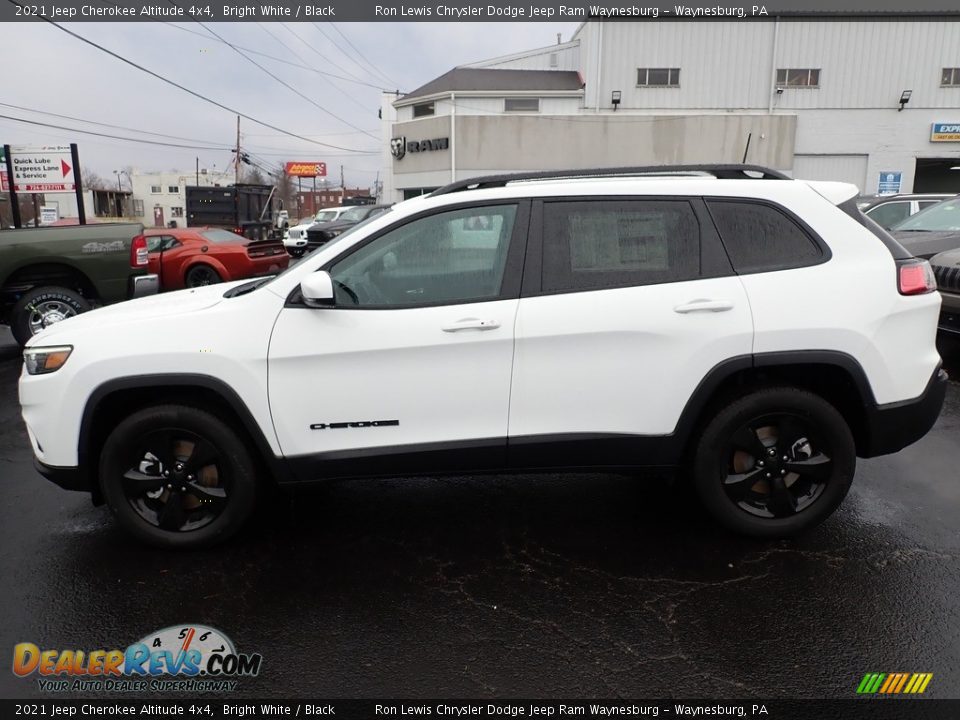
[[171, 207, 184, 218], [776, 68, 821, 88], [168, 185, 179, 193], [150, 185, 162, 193], [637, 68, 680, 87], [412, 102, 435, 118], [504, 97, 540, 112], [942, 68, 960, 87], [133, 199, 145, 216]]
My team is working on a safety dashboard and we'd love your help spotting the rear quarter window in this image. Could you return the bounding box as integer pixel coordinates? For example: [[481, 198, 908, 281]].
[[706, 200, 824, 273]]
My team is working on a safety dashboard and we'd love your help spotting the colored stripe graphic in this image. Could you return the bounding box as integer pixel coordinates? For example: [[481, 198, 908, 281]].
[[857, 672, 933, 694]]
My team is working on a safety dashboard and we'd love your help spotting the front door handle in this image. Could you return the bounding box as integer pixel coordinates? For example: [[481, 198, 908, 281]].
[[673, 299, 735, 314], [442, 318, 501, 332]]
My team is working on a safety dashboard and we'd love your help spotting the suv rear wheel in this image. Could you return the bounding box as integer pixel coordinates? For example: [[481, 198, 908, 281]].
[[692, 387, 855, 537], [99, 405, 257, 549]]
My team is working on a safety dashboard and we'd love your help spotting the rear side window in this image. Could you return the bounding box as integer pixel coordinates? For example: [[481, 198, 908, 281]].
[[541, 200, 701, 292], [706, 200, 822, 273]]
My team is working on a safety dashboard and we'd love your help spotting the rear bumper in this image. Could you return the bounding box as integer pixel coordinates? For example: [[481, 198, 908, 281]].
[[860, 365, 948, 457], [130, 273, 160, 299], [34, 457, 88, 492]]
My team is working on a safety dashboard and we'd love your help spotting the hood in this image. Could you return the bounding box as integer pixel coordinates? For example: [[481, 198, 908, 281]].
[[309, 219, 357, 233], [889, 230, 960, 260], [26, 281, 241, 347], [931, 246, 960, 268]]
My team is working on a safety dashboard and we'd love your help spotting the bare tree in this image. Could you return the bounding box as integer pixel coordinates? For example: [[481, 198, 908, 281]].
[[81, 168, 108, 190]]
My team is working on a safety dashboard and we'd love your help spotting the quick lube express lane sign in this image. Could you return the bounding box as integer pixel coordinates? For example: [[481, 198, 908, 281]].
[[10, 146, 76, 192]]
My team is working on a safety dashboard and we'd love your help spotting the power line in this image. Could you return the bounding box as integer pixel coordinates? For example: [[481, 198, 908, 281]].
[[161, 21, 394, 91], [282, 22, 372, 87], [310, 22, 387, 87], [327, 22, 400, 89], [0, 101, 227, 148], [5, 3, 376, 154], [0, 113, 236, 150], [170, 8, 379, 141]]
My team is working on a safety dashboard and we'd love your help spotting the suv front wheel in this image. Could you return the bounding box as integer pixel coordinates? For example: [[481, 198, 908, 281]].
[[692, 387, 855, 537], [99, 405, 257, 549]]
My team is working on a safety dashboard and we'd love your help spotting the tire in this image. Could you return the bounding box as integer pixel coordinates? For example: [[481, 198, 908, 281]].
[[184, 264, 222, 288], [289, 248, 305, 259], [99, 405, 258, 549], [691, 386, 855, 538], [10, 286, 92, 347]]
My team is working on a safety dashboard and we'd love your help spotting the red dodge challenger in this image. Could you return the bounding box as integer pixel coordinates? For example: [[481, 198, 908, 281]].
[[144, 228, 289, 290]]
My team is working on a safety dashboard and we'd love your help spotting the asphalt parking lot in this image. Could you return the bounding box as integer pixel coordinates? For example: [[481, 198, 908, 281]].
[[1, 326, 958, 699]]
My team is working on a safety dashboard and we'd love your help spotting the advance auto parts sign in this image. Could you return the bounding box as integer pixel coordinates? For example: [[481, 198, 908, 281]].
[[10, 145, 76, 192]]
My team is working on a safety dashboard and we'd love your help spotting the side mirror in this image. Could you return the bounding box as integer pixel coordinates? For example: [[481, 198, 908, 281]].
[[300, 271, 335, 307]]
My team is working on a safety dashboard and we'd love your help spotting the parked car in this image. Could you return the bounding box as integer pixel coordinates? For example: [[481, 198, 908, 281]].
[[284, 207, 352, 258], [0, 223, 157, 346], [304, 205, 393, 251], [858, 193, 954, 230], [889, 196, 960, 258], [20, 164, 946, 549], [930, 248, 960, 336], [144, 227, 288, 290]]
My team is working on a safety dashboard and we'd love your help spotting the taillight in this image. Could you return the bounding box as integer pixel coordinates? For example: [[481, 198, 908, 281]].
[[897, 258, 937, 295], [131, 235, 148, 267]]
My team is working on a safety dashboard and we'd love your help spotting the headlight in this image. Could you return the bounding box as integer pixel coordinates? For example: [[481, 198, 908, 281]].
[[23, 346, 73, 375]]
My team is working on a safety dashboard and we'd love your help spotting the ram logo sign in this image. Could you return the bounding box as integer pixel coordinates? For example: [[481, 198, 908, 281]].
[[931, 123, 960, 142]]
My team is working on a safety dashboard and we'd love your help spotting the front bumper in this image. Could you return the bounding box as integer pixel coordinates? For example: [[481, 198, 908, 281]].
[[860, 364, 948, 457], [938, 291, 960, 335], [130, 273, 160, 298]]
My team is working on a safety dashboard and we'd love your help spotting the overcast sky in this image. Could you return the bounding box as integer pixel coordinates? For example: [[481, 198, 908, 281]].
[[0, 22, 581, 189]]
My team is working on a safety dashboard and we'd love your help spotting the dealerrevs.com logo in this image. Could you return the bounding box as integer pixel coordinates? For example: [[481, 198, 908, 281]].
[[12, 625, 262, 693]]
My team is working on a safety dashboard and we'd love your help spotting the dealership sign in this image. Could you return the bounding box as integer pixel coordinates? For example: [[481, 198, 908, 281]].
[[285, 161, 327, 177], [9, 145, 76, 192], [0, 146, 7, 191], [931, 123, 960, 142], [390, 136, 450, 161]]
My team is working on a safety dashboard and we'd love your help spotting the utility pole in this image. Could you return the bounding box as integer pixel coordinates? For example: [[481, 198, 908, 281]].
[[196, 157, 200, 186], [234, 115, 240, 186], [340, 165, 344, 204]]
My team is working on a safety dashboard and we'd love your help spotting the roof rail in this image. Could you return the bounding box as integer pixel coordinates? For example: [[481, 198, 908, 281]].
[[429, 164, 790, 197]]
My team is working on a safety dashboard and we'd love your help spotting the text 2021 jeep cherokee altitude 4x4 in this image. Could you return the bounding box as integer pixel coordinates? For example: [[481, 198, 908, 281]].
[[19, 165, 948, 549]]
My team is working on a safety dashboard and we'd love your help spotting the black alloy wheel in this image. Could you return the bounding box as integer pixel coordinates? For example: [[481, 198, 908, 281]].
[[185, 265, 222, 287], [100, 405, 257, 548], [723, 413, 832, 519], [692, 386, 855, 537]]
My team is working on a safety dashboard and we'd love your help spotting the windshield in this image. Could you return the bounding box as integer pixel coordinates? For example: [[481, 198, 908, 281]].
[[313, 210, 339, 223], [200, 229, 247, 244], [893, 198, 960, 232], [339, 207, 370, 222]]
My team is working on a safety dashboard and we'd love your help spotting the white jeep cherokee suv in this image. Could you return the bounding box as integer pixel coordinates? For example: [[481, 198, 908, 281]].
[[19, 165, 947, 549]]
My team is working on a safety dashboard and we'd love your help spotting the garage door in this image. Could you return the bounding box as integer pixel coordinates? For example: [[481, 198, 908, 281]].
[[792, 155, 869, 193]]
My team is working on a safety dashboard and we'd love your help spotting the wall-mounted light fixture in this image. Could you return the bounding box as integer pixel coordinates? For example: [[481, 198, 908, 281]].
[[611, 90, 621, 111], [899, 90, 912, 112]]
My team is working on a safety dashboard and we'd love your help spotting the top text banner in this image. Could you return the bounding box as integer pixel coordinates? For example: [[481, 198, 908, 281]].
[[3, 0, 960, 21]]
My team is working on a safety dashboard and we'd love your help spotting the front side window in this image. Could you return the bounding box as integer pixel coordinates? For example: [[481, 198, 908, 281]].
[[865, 201, 912, 230], [329, 204, 517, 307], [541, 200, 700, 292], [707, 200, 822, 272]]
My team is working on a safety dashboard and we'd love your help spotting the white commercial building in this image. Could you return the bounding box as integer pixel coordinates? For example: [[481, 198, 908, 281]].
[[130, 168, 231, 228], [382, 19, 960, 202]]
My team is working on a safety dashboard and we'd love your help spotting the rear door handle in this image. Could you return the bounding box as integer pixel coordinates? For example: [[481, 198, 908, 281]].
[[442, 318, 501, 332], [673, 299, 735, 314]]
